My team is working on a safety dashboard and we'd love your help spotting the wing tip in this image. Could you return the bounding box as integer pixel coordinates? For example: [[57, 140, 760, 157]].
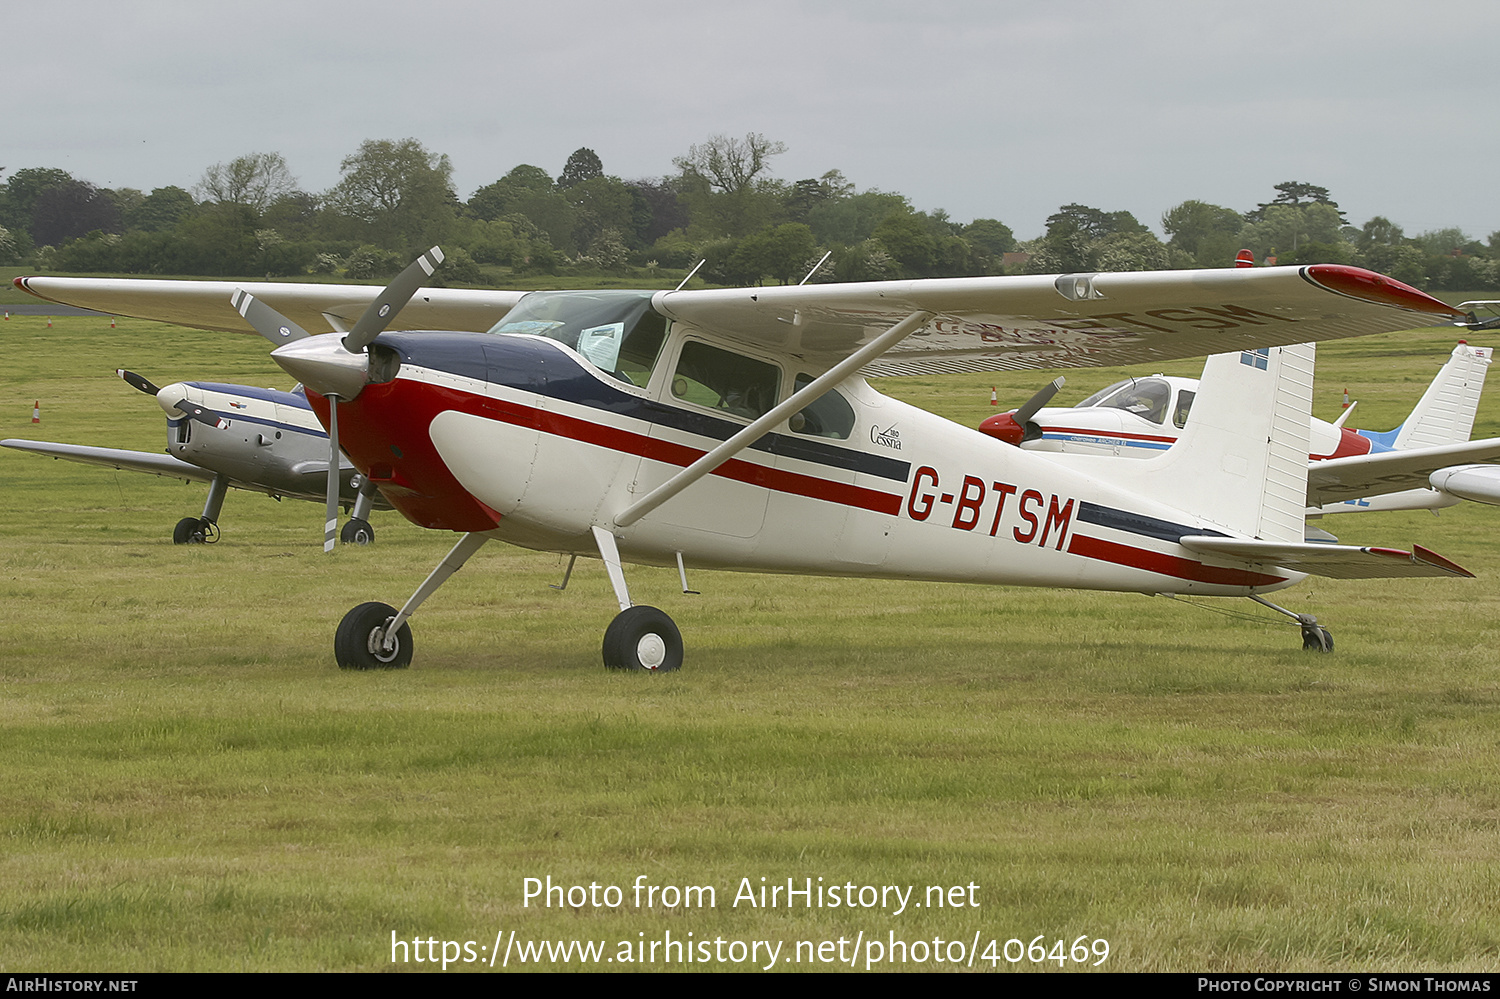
[[1303, 264, 1466, 318]]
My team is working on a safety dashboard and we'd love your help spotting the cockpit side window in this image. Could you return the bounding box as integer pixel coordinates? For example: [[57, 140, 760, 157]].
[[1173, 389, 1196, 429], [788, 373, 855, 439], [670, 341, 781, 421]]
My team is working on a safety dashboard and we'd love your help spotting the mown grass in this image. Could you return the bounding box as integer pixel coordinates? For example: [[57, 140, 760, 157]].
[[1, 314, 1498, 971]]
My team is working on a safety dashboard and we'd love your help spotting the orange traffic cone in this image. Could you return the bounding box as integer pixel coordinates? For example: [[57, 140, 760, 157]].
[[990, 386, 998, 406], [1342, 388, 1350, 410], [32, 401, 40, 424], [110, 316, 116, 328]]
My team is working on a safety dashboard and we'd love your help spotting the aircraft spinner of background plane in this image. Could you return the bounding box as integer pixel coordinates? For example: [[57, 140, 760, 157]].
[[3, 369, 389, 545], [13, 254, 1495, 668], [978, 341, 1500, 536]]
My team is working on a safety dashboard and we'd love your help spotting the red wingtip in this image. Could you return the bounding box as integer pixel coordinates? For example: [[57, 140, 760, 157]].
[[1235, 249, 1255, 268], [1303, 264, 1466, 317]]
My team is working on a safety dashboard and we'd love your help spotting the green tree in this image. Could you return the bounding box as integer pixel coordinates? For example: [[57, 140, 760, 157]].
[[326, 139, 456, 250], [963, 218, 1016, 256], [128, 186, 195, 232], [557, 147, 603, 189], [196, 152, 298, 215], [32, 180, 121, 246], [673, 133, 787, 195], [1247, 181, 1346, 225], [1161, 200, 1244, 266]]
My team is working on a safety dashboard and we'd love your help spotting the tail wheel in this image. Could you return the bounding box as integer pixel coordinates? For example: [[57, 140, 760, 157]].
[[603, 606, 683, 672], [335, 601, 412, 670], [1301, 624, 1334, 653]]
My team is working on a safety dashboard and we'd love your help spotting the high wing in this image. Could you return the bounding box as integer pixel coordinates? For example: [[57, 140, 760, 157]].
[[1, 438, 348, 503], [652, 265, 1466, 376], [1307, 438, 1500, 505], [14, 276, 525, 336], [1179, 537, 1474, 579]]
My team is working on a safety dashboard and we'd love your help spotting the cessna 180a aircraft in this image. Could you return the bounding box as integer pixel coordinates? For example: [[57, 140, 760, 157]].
[[3, 369, 388, 545], [978, 341, 1500, 522], [13, 257, 1488, 669]]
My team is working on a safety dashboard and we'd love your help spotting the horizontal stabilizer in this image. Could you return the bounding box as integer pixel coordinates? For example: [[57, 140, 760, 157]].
[[1179, 535, 1473, 579], [1309, 437, 1500, 504]]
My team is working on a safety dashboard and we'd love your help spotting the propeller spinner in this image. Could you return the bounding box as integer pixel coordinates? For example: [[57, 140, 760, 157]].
[[233, 246, 445, 551]]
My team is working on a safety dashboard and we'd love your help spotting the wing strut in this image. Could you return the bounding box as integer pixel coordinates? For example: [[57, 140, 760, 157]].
[[612, 309, 934, 529]]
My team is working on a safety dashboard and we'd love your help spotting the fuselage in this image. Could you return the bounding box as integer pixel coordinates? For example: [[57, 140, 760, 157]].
[[301, 291, 1300, 598]]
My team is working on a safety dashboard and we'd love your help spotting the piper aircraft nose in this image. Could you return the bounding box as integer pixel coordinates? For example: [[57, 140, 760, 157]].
[[271, 335, 370, 400], [156, 382, 190, 419]]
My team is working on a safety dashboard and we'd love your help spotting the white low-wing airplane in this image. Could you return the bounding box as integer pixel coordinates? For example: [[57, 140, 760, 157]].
[[14, 260, 1484, 667], [978, 342, 1500, 519], [3, 370, 389, 544]]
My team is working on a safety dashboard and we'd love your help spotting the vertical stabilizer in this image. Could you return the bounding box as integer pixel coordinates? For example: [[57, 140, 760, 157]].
[[1081, 343, 1315, 542], [1391, 343, 1491, 449]]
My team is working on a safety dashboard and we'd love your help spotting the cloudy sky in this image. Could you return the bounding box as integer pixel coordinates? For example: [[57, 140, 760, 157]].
[[10, 0, 1498, 241]]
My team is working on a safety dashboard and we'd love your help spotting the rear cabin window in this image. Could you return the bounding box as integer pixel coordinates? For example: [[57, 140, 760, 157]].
[[788, 373, 855, 439]]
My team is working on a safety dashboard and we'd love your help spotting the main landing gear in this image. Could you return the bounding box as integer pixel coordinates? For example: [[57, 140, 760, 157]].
[[1251, 595, 1334, 653], [172, 473, 228, 544], [332, 526, 685, 672]]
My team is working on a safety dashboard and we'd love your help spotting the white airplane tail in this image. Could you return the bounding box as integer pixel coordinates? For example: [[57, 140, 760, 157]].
[[1391, 342, 1491, 449], [1074, 343, 1315, 543]]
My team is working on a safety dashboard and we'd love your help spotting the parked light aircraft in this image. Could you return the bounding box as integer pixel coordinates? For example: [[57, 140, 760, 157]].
[[14, 259, 1488, 668], [3, 369, 387, 544], [978, 342, 1500, 520]]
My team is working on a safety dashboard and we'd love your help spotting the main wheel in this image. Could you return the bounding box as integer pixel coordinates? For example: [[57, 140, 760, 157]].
[[602, 606, 683, 672], [1301, 624, 1334, 653], [173, 516, 207, 544], [340, 518, 375, 545], [335, 601, 413, 670]]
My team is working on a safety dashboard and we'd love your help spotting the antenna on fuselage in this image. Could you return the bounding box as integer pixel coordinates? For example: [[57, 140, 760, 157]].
[[798, 251, 833, 286], [674, 259, 707, 292]]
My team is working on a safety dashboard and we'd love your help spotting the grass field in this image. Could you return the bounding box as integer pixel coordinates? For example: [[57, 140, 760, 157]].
[[2, 308, 1498, 972]]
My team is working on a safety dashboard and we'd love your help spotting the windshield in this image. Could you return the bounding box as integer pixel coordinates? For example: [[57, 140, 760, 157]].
[[486, 290, 666, 385]]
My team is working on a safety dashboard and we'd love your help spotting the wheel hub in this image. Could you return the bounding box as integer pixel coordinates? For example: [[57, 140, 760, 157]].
[[636, 633, 667, 670], [367, 624, 401, 663]]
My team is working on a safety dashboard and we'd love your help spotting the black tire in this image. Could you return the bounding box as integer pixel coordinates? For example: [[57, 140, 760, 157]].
[[335, 601, 412, 670], [340, 518, 375, 545], [1301, 624, 1334, 653], [173, 516, 206, 544], [602, 605, 683, 672]]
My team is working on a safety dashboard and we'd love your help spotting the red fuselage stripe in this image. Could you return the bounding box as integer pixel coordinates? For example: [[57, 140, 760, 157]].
[[1066, 532, 1287, 587]]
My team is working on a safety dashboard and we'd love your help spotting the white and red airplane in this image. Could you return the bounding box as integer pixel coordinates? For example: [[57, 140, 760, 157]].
[[978, 341, 1500, 522], [14, 259, 1486, 667]]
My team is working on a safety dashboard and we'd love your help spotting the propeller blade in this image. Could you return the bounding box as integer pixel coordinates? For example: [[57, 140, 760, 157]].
[[174, 398, 229, 430], [1011, 376, 1067, 425], [342, 246, 445, 354], [231, 289, 313, 346], [116, 369, 162, 396], [325, 398, 340, 553]]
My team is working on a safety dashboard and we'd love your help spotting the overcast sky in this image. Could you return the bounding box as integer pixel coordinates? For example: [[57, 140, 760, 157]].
[[9, 0, 1498, 241]]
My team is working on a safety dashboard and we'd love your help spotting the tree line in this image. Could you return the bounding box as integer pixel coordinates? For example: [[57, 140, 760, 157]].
[[1, 139, 1495, 291]]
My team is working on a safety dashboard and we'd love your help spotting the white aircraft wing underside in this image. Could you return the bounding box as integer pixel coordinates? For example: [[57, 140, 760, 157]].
[[1179, 536, 1473, 579], [1307, 438, 1500, 504], [15, 277, 526, 337], [654, 265, 1464, 376], [3, 439, 217, 483]]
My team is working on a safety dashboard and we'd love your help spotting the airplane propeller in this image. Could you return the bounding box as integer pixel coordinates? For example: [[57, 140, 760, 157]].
[[233, 247, 445, 551], [117, 368, 228, 430], [978, 376, 1067, 446]]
